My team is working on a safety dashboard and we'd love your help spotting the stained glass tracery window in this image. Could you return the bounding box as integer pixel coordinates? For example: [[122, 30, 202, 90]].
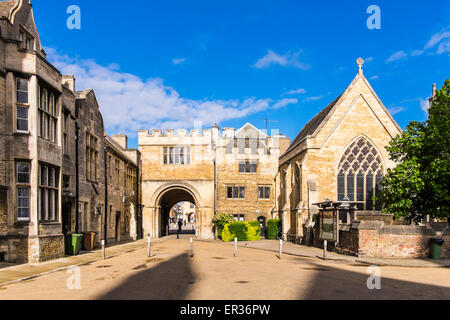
[[337, 138, 384, 211]]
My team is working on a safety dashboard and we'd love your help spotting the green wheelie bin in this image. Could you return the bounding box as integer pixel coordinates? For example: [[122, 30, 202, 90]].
[[65, 233, 74, 256], [72, 234, 83, 256], [430, 238, 444, 259]]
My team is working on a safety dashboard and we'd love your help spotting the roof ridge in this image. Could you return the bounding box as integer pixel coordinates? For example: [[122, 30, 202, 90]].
[[283, 93, 343, 155]]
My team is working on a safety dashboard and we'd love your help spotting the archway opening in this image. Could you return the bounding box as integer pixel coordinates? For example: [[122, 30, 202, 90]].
[[168, 202, 196, 235], [158, 188, 197, 237]]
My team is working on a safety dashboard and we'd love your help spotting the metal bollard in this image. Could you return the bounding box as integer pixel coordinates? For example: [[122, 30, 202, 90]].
[[323, 240, 327, 260], [147, 236, 151, 257], [234, 237, 238, 257], [279, 239, 283, 259], [190, 237, 194, 257], [101, 240, 106, 260]]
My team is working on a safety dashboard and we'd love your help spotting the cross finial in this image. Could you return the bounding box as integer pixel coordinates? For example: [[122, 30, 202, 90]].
[[356, 58, 364, 74]]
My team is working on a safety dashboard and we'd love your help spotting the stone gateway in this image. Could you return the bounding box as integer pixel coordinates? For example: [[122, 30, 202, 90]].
[[139, 124, 289, 239]]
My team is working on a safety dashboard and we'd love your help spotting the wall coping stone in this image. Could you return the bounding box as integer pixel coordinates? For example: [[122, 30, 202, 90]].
[[352, 220, 384, 230], [379, 225, 435, 235]]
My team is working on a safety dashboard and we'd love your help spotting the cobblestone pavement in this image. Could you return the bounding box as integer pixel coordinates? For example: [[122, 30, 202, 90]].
[[0, 238, 449, 300]]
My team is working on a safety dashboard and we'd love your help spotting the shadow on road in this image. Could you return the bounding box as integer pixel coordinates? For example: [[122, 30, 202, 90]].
[[301, 262, 450, 300], [98, 252, 196, 300], [168, 229, 195, 235]]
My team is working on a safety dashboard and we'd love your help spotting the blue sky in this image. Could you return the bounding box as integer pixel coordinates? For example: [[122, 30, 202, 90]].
[[32, 0, 450, 148]]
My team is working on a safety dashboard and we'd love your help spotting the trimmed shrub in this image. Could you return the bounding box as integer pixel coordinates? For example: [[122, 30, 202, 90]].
[[267, 219, 281, 240], [246, 221, 261, 241], [221, 221, 262, 242], [221, 224, 234, 242], [212, 213, 233, 239], [228, 221, 247, 241]]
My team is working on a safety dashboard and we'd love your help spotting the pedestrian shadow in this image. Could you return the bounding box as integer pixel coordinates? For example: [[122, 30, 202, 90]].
[[98, 252, 196, 300], [300, 262, 450, 300]]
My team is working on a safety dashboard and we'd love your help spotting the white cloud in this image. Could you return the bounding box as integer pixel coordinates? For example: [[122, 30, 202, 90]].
[[370, 75, 379, 80], [253, 50, 310, 70], [437, 40, 450, 55], [46, 48, 297, 136], [386, 51, 408, 63], [303, 96, 323, 102], [424, 29, 450, 51], [387, 27, 450, 61], [272, 98, 298, 109], [172, 58, 187, 65], [419, 98, 430, 114], [282, 88, 306, 95], [411, 50, 424, 57], [387, 106, 406, 115]]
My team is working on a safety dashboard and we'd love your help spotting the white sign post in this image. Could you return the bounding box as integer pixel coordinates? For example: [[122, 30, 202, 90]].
[[234, 237, 238, 257], [101, 240, 106, 260], [279, 239, 283, 259], [147, 236, 151, 257]]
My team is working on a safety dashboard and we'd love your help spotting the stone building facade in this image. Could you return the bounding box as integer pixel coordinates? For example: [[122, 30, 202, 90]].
[[139, 123, 289, 240], [105, 135, 141, 244], [0, 0, 67, 263], [0, 1, 142, 263], [275, 59, 403, 244], [73, 89, 105, 246]]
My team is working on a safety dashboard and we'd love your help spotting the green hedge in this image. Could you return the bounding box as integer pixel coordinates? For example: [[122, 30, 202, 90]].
[[267, 219, 281, 240], [246, 221, 262, 241], [229, 221, 247, 241], [221, 224, 234, 242], [221, 221, 261, 242]]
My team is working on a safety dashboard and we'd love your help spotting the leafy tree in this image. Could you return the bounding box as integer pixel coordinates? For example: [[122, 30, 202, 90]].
[[380, 80, 450, 223]]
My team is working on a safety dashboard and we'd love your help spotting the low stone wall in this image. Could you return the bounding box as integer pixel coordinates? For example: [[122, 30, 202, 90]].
[[38, 235, 64, 262], [309, 216, 450, 259], [0, 234, 64, 264], [0, 235, 29, 264], [356, 223, 450, 258]]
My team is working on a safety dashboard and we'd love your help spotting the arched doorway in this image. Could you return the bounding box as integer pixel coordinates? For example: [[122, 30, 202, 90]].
[[157, 187, 198, 237]]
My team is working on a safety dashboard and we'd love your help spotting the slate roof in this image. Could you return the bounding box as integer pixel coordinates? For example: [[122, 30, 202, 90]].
[[283, 93, 343, 155], [0, 1, 15, 19]]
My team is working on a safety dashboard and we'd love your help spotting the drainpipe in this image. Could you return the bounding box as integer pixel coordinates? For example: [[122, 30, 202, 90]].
[[75, 122, 79, 234], [136, 153, 141, 239], [104, 145, 108, 244], [214, 156, 217, 215]]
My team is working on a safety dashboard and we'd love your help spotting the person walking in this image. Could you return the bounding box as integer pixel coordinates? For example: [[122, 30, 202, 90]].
[[177, 219, 182, 239]]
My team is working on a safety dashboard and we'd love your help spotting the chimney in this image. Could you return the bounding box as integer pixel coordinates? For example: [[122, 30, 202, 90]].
[[432, 83, 436, 98], [111, 134, 128, 150], [62, 75, 76, 92]]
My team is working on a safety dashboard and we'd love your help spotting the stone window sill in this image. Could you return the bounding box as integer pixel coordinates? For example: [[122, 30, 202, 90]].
[[39, 221, 61, 226], [14, 132, 31, 136]]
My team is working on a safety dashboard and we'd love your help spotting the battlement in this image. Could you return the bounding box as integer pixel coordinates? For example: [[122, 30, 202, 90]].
[[138, 123, 285, 139]]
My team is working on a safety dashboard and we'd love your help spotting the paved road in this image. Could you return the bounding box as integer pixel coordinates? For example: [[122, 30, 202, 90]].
[[1, 238, 449, 300]]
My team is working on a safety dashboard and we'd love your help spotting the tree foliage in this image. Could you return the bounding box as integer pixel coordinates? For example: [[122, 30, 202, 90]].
[[212, 212, 233, 238], [380, 80, 450, 223]]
